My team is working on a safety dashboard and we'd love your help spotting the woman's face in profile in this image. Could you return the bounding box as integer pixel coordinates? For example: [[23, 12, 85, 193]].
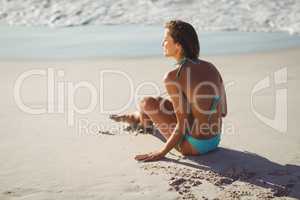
[[162, 28, 181, 58]]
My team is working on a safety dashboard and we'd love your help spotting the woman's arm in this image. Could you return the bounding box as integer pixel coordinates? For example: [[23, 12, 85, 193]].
[[160, 69, 190, 155], [220, 76, 227, 117], [134, 69, 190, 161]]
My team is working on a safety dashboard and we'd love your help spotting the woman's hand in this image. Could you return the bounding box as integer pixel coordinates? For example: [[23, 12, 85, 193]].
[[134, 150, 165, 162]]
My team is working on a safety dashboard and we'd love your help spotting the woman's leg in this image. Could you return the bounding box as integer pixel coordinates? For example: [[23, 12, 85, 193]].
[[140, 96, 199, 155], [139, 96, 177, 139], [110, 96, 176, 136], [110, 96, 197, 155]]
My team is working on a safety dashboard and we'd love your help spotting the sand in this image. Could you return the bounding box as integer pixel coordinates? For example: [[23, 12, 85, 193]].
[[0, 47, 300, 199]]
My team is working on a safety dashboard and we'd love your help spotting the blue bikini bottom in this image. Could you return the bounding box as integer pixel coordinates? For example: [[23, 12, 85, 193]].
[[183, 133, 221, 154]]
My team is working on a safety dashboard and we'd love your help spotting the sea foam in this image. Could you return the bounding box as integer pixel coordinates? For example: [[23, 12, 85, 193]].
[[0, 0, 299, 34]]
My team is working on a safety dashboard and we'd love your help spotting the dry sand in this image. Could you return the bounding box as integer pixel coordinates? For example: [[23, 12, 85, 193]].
[[0, 48, 300, 199]]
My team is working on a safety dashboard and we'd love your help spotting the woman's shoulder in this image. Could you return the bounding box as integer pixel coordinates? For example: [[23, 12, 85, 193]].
[[164, 60, 192, 82], [163, 59, 219, 82], [196, 59, 221, 77], [196, 59, 216, 69], [163, 68, 178, 82], [197, 58, 211, 65]]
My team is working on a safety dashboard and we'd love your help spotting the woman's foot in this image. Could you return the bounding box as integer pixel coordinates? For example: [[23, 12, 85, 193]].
[[109, 112, 140, 126], [109, 113, 154, 134]]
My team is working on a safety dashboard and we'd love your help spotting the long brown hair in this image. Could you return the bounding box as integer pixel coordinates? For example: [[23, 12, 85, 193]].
[[164, 20, 200, 59]]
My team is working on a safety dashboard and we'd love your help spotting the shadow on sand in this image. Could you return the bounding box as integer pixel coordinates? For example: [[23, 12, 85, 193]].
[[152, 131, 300, 199]]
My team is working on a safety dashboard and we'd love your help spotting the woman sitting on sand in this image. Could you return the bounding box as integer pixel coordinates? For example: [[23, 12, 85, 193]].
[[111, 20, 227, 161]]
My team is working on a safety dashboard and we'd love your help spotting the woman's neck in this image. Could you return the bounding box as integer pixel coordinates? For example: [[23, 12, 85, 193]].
[[174, 53, 186, 64], [174, 55, 184, 63]]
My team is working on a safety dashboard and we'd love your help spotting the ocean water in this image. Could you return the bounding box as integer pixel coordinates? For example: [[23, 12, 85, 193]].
[[0, 0, 299, 35], [1, 25, 300, 59]]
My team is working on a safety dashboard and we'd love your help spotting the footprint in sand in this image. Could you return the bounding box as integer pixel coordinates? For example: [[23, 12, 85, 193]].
[[2, 188, 39, 197]]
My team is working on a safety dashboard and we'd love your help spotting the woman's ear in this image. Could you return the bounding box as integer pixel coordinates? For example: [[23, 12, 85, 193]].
[[175, 43, 183, 56]]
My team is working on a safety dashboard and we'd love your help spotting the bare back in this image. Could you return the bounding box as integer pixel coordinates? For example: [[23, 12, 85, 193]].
[[171, 59, 226, 139]]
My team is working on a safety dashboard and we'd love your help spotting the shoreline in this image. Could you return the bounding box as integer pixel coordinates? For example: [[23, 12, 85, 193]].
[[1, 25, 300, 60], [0, 46, 299, 63]]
